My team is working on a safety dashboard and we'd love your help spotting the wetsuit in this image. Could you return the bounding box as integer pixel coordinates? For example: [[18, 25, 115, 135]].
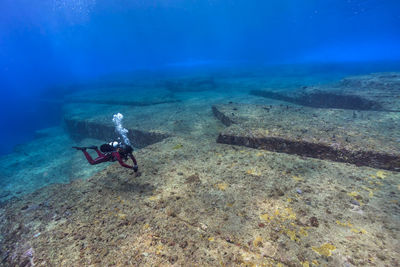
[[82, 147, 137, 169]]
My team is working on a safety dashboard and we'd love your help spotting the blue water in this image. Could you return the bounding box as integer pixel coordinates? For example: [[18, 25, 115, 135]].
[[1, 0, 400, 154]]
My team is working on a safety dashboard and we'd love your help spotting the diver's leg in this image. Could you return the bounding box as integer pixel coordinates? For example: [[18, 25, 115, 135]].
[[82, 150, 97, 164], [82, 151, 109, 165], [89, 153, 111, 165]]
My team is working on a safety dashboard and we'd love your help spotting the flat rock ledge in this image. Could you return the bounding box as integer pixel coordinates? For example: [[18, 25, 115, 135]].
[[213, 104, 400, 171]]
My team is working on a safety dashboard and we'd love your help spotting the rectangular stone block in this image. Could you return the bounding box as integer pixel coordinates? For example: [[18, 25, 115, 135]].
[[213, 103, 400, 171]]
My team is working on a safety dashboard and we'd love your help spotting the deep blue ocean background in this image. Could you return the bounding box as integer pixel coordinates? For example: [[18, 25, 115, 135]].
[[1, 0, 400, 155]]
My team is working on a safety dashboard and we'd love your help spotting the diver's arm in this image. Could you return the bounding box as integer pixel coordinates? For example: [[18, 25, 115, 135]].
[[130, 153, 138, 172], [115, 153, 134, 169], [129, 153, 137, 165]]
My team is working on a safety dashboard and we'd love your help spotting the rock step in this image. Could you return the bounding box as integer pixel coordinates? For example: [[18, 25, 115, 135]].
[[213, 104, 400, 171], [65, 118, 168, 149], [250, 72, 400, 112]]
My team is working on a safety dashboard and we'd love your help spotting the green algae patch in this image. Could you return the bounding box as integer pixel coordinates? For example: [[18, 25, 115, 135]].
[[173, 144, 184, 149], [311, 243, 336, 257]]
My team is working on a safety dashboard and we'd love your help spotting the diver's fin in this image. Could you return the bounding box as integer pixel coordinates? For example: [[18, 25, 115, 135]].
[[72, 146, 87, 151]]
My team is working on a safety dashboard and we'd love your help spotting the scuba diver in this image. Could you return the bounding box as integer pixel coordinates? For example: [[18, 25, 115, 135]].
[[73, 141, 138, 172]]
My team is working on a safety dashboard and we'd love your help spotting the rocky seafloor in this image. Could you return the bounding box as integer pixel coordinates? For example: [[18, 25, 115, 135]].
[[1, 70, 400, 267]]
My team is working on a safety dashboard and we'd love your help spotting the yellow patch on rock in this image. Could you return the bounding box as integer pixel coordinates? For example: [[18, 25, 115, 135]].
[[148, 195, 159, 201], [292, 175, 304, 181], [362, 186, 374, 197], [311, 243, 336, 257], [259, 213, 271, 222], [172, 144, 183, 150], [117, 213, 127, 220], [347, 191, 359, 197], [376, 171, 387, 179], [155, 244, 164, 255], [215, 182, 228, 191], [246, 169, 261, 176], [298, 227, 308, 237], [350, 228, 367, 234], [208, 237, 215, 242], [312, 259, 319, 265], [282, 208, 297, 220], [260, 207, 297, 223], [302, 261, 310, 267], [336, 220, 353, 227], [253, 236, 263, 247], [285, 229, 298, 242]]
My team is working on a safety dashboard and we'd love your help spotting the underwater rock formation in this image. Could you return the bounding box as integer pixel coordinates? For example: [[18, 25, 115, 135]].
[[250, 72, 400, 112], [213, 103, 400, 171]]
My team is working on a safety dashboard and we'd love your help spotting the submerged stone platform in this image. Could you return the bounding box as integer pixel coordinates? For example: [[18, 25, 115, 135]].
[[2, 69, 400, 266], [251, 72, 400, 112], [213, 103, 400, 171], [2, 136, 400, 266]]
